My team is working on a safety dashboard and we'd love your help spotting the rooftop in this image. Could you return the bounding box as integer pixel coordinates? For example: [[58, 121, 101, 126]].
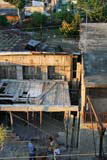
[[80, 23, 107, 87], [0, 2, 15, 9], [0, 8, 17, 16], [0, 30, 72, 54], [0, 30, 30, 51], [0, 2, 17, 16]]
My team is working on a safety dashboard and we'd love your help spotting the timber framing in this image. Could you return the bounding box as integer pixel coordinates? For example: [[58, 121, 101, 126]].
[[0, 104, 78, 112]]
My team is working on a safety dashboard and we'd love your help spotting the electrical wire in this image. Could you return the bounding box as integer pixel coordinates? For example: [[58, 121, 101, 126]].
[[0, 152, 107, 160]]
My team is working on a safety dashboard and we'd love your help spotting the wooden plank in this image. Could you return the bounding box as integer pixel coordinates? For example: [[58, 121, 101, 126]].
[[64, 82, 71, 106], [0, 82, 4, 89], [9, 111, 13, 130], [13, 82, 23, 101], [0, 104, 78, 112], [28, 81, 43, 98], [40, 111, 42, 127]]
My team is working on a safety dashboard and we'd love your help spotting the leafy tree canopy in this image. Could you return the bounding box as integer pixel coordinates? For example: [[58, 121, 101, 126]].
[[0, 15, 9, 26], [31, 12, 47, 27], [77, 0, 107, 22], [51, 10, 74, 25], [60, 13, 80, 38], [4, 0, 25, 9]]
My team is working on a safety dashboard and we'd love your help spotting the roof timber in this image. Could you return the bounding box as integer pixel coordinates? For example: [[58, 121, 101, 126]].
[[0, 104, 78, 112], [87, 96, 106, 130]]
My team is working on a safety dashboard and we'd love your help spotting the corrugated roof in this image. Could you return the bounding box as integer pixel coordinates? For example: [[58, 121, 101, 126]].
[[0, 30, 30, 51]]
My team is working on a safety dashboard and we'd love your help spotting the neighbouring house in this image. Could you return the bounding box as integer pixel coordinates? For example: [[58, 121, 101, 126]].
[[80, 23, 107, 128], [0, 2, 18, 23], [25, 1, 45, 16], [62, 0, 77, 5], [80, 23, 107, 156], [24, 0, 60, 16]]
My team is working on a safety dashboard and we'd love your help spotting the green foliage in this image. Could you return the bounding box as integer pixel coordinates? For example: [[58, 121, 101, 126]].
[[60, 20, 73, 38], [0, 15, 9, 26], [60, 13, 80, 38], [4, 0, 25, 9], [0, 126, 6, 148], [77, 0, 107, 22], [102, 4, 107, 21], [4, 0, 25, 24], [31, 12, 47, 27], [51, 10, 73, 25]]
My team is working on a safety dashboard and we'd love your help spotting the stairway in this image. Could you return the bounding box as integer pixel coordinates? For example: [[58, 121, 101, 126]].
[[6, 129, 20, 141], [11, 112, 65, 142]]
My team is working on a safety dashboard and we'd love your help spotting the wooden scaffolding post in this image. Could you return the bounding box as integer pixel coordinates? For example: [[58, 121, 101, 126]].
[[32, 112, 35, 124], [40, 111, 42, 128], [27, 112, 29, 127], [64, 111, 69, 150], [9, 111, 13, 130]]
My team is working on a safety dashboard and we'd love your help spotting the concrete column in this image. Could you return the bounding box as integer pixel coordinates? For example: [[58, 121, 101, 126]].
[[16, 65, 23, 80]]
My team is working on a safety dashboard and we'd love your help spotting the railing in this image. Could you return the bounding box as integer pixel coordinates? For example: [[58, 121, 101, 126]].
[[84, 112, 107, 123]]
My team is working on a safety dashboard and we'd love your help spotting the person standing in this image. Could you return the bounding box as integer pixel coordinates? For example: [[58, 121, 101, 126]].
[[47, 137, 57, 160], [28, 140, 36, 160]]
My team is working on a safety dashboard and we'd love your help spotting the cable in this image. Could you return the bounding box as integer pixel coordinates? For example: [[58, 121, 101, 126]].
[[0, 152, 107, 160]]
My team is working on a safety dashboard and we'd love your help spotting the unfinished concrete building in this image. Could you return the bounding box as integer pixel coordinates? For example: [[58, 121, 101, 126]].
[[0, 30, 81, 148], [80, 23, 107, 157]]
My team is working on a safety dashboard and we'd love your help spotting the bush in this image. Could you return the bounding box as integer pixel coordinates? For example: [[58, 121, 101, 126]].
[[0, 15, 9, 26], [60, 13, 80, 38], [51, 11, 73, 25], [0, 126, 6, 149], [31, 12, 47, 27]]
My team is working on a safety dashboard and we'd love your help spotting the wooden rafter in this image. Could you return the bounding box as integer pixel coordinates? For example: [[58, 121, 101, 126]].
[[87, 96, 106, 131]]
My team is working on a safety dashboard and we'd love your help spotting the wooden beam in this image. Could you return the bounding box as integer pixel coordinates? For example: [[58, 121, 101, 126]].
[[40, 111, 42, 128], [0, 104, 78, 112], [85, 83, 107, 88], [27, 112, 29, 127], [87, 96, 105, 130], [9, 111, 13, 130], [32, 112, 35, 124], [64, 111, 69, 150]]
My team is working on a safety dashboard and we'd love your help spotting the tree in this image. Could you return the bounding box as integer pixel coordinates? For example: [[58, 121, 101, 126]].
[[60, 13, 80, 38], [31, 12, 47, 27], [0, 15, 9, 26], [102, 3, 107, 22], [51, 9, 75, 25], [0, 126, 6, 150], [4, 0, 25, 24], [60, 20, 73, 38], [77, 0, 106, 22]]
